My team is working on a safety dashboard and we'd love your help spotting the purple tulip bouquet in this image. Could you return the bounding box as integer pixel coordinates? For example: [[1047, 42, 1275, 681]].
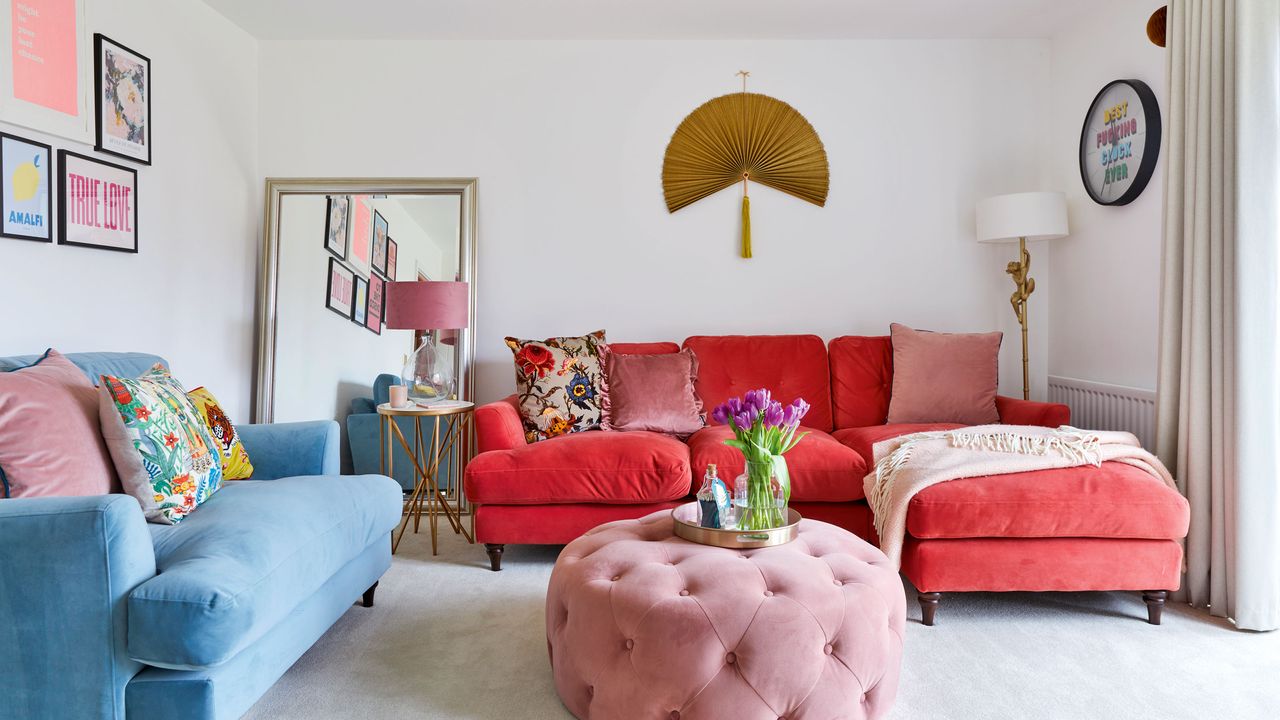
[[711, 389, 810, 530]]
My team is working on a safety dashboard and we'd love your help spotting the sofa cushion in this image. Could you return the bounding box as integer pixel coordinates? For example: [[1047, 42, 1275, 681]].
[[599, 345, 703, 437], [886, 323, 1001, 424], [683, 334, 834, 432], [828, 336, 894, 429], [906, 462, 1191, 540], [505, 330, 608, 442], [464, 430, 691, 504], [128, 474, 401, 669], [686, 425, 868, 502], [832, 423, 965, 465]]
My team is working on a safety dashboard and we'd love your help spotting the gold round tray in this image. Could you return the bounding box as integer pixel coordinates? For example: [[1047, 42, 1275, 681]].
[[671, 502, 801, 549]]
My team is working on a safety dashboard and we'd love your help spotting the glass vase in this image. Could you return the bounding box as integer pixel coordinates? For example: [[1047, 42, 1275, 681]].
[[401, 333, 455, 404], [733, 458, 788, 531]]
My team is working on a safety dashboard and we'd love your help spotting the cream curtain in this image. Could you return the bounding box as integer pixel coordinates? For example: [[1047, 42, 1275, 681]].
[[1156, 0, 1280, 631]]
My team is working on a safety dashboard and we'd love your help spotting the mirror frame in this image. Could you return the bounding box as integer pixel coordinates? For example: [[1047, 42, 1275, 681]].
[[253, 177, 478, 423]]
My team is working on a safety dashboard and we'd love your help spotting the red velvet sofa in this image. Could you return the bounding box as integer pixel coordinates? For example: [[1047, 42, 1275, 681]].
[[465, 335, 1189, 624]]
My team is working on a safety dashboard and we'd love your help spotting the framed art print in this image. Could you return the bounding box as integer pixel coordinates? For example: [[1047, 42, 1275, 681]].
[[94, 34, 150, 164], [348, 195, 372, 275], [57, 149, 137, 252], [0, 0, 93, 144], [385, 237, 398, 280], [324, 195, 349, 258], [0, 132, 52, 242], [325, 257, 354, 319], [352, 276, 369, 326], [371, 210, 389, 277], [365, 273, 384, 334]]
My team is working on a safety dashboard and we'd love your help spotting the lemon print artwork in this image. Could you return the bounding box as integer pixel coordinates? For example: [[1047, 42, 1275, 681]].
[[11, 154, 41, 202]]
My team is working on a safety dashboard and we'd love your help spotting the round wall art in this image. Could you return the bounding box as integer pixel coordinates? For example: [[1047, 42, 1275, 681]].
[[1078, 79, 1161, 206]]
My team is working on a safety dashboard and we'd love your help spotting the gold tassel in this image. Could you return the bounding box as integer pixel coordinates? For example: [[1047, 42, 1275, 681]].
[[741, 194, 752, 259]]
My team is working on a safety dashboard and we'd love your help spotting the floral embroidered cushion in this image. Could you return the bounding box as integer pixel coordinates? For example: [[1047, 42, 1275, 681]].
[[98, 364, 224, 524], [505, 330, 607, 443], [187, 386, 254, 480]]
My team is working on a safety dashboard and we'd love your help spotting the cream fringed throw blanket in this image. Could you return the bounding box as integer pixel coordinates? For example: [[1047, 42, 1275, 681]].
[[863, 425, 1178, 568]]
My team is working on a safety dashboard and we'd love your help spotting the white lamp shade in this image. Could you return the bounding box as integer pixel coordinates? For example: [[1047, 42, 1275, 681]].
[[975, 192, 1069, 243]]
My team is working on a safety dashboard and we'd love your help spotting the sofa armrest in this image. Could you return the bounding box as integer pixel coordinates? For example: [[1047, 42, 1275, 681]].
[[996, 395, 1071, 427], [475, 396, 525, 454], [237, 420, 340, 479], [0, 495, 156, 719]]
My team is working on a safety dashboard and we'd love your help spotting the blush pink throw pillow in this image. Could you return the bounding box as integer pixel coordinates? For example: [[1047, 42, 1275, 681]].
[[886, 323, 1002, 425], [599, 345, 705, 438], [0, 349, 120, 498]]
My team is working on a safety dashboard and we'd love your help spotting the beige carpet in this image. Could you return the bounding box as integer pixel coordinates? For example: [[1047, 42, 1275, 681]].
[[244, 528, 1280, 720]]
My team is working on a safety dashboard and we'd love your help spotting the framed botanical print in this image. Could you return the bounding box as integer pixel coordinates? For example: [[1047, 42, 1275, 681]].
[[57, 149, 137, 252], [0, 132, 52, 242], [348, 195, 373, 275], [93, 34, 150, 165], [385, 237, 398, 280], [324, 195, 349, 258], [325, 257, 354, 319], [352, 276, 369, 326], [371, 210, 389, 277], [365, 273, 384, 334]]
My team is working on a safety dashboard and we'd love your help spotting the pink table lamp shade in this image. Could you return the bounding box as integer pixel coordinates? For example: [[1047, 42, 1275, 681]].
[[385, 281, 469, 330]]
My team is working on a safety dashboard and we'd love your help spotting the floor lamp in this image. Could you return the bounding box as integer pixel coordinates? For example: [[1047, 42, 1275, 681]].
[[975, 192, 1068, 400]]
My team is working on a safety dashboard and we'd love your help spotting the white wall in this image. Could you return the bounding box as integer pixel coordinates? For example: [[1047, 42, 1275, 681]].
[[259, 39, 1054, 403], [1046, 2, 1166, 391], [0, 0, 259, 419]]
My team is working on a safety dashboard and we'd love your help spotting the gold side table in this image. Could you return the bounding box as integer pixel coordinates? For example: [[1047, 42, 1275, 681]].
[[377, 400, 475, 555]]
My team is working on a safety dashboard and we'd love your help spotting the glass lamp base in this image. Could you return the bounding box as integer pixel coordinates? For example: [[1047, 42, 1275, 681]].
[[402, 336, 456, 404]]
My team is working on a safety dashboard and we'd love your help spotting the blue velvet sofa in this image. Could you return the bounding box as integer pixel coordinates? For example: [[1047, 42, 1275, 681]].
[[0, 352, 402, 720]]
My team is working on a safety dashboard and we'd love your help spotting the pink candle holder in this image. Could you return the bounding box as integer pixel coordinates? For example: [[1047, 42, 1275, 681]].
[[388, 384, 408, 408]]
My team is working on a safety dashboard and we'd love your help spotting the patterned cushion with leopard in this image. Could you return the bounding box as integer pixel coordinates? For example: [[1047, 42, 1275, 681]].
[[187, 386, 255, 479], [505, 330, 607, 443]]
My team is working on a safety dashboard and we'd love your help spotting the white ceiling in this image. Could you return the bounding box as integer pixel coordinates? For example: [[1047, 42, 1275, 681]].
[[201, 0, 1114, 40]]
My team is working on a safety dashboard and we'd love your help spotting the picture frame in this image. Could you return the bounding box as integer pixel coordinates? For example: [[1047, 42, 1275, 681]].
[[365, 273, 384, 335], [385, 237, 398, 280], [0, 131, 52, 242], [371, 210, 389, 277], [0, 0, 93, 144], [325, 257, 355, 319], [57, 149, 137, 252], [93, 34, 151, 165], [323, 195, 349, 258], [352, 276, 369, 326], [348, 195, 373, 275]]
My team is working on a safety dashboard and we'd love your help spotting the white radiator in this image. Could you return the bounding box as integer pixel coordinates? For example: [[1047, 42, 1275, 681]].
[[1047, 376, 1157, 449]]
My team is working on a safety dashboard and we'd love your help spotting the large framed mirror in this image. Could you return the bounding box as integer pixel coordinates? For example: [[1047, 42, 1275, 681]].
[[253, 178, 477, 475]]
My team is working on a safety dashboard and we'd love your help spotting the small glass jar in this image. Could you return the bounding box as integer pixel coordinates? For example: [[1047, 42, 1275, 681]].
[[733, 459, 788, 531]]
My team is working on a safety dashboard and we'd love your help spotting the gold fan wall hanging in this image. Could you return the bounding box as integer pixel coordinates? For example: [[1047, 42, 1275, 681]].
[[662, 71, 829, 258]]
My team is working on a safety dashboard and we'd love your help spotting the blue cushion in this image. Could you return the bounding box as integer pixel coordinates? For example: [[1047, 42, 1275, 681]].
[[127, 474, 401, 669], [0, 351, 166, 383]]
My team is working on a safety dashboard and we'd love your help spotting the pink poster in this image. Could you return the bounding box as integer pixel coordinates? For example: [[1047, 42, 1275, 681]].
[[349, 195, 372, 274], [11, 0, 79, 116]]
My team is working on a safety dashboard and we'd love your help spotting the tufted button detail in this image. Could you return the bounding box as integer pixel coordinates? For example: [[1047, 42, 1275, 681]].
[[824, 644, 834, 655], [612, 575, 621, 581], [860, 693, 867, 703], [587, 685, 594, 696], [669, 712, 680, 720], [679, 589, 689, 596], [763, 590, 774, 597], [725, 652, 736, 664], [625, 639, 634, 650], [833, 579, 843, 586]]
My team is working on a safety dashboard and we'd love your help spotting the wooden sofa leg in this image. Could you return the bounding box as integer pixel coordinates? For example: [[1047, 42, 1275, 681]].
[[918, 592, 941, 626], [485, 544, 505, 572], [362, 581, 378, 608], [1142, 590, 1167, 625]]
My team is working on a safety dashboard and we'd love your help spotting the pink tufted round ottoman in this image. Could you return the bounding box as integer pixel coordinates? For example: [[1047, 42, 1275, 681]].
[[545, 510, 905, 720]]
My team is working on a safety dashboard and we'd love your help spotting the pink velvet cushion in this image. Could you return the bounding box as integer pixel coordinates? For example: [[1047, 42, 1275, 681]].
[[599, 345, 704, 438], [886, 323, 1001, 424], [546, 510, 904, 720], [0, 349, 119, 498]]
